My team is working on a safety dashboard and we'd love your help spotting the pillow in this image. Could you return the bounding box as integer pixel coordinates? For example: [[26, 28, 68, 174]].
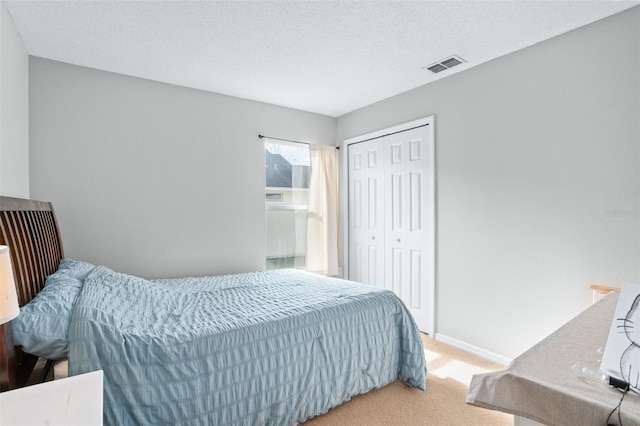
[[56, 258, 96, 281], [11, 269, 84, 359]]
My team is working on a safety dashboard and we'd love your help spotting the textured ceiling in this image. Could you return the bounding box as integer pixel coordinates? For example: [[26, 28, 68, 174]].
[[5, 1, 639, 117]]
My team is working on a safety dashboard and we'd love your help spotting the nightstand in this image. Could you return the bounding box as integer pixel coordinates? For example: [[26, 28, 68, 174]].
[[0, 370, 103, 425]]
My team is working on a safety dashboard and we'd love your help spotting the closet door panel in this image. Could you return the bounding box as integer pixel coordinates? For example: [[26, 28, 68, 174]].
[[391, 175, 403, 230], [348, 137, 384, 287], [384, 126, 431, 331], [410, 250, 422, 310], [391, 248, 403, 295], [409, 171, 422, 232], [384, 133, 408, 300]]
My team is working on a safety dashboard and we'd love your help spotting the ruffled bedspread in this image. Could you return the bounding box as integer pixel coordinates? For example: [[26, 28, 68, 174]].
[[68, 267, 426, 425]]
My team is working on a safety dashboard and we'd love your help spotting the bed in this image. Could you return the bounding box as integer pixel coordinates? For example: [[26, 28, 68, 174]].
[[0, 196, 426, 425]]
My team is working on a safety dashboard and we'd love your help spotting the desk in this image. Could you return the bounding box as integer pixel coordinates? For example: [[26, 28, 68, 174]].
[[0, 370, 103, 425], [467, 294, 640, 426]]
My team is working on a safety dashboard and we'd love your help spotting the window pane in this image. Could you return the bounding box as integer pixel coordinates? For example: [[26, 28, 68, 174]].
[[265, 141, 310, 190], [265, 140, 310, 270], [265, 208, 307, 270]]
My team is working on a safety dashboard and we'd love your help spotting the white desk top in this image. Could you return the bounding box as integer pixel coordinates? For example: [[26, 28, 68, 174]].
[[0, 370, 103, 426]]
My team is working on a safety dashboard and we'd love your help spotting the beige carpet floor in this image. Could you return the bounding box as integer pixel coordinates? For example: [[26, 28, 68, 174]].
[[303, 334, 513, 426]]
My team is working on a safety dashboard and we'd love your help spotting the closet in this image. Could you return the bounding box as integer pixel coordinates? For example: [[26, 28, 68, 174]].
[[346, 118, 434, 334]]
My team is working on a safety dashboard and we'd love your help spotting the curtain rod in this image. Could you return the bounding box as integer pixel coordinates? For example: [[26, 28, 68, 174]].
[[258, 134, 340, 150]]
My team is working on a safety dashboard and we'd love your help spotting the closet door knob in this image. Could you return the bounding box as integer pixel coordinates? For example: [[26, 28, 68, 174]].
[[396, 238, 401, 243], [372, 236, 376, 240]]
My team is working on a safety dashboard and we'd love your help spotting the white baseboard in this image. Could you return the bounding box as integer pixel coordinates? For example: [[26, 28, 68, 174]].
[[434, 333, 512, 366], [514, 416, 545, 426]]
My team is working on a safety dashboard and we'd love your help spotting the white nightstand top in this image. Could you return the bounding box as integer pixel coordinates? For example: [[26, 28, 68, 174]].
[[0, 370, 103, 426]]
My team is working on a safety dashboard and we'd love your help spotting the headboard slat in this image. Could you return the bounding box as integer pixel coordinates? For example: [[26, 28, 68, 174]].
[[33, 211, 52, 276], [45, 211, 61, 271], [16, 212, 37, 299], [44, 211, 57, 274], [24, 211, 44, 299], [26, 211, 46, 294], [23, 212, 40, 298], [11, 211, 34, 305]]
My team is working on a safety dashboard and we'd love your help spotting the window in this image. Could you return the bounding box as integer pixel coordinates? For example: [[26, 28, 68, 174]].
[[264, 140, 310, 270]]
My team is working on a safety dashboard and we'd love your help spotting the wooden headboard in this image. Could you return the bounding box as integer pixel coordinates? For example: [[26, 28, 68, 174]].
[[0, 196, 64, 391]]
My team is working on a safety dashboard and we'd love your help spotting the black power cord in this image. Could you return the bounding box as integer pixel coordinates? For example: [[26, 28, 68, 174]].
[[606, 377, 630, 426]]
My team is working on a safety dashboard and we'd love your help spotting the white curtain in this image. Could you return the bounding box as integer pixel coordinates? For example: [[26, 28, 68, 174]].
[[306, 144, 339, 276]]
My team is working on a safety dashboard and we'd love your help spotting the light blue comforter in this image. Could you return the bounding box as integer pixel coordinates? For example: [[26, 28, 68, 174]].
[[68, 267, 426, 425]]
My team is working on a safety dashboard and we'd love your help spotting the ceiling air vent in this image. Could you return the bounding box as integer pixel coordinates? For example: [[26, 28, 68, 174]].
[[423, 55, 466, 74]]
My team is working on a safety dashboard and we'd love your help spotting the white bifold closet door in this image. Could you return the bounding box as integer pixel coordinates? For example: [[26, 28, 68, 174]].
[[348, 125, 433, 333]]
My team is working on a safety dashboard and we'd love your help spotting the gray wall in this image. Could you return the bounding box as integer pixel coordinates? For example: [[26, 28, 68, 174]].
[[30, 58, 335, 279], [337, 7, 640, 358], [0, 2, 28, 198]]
